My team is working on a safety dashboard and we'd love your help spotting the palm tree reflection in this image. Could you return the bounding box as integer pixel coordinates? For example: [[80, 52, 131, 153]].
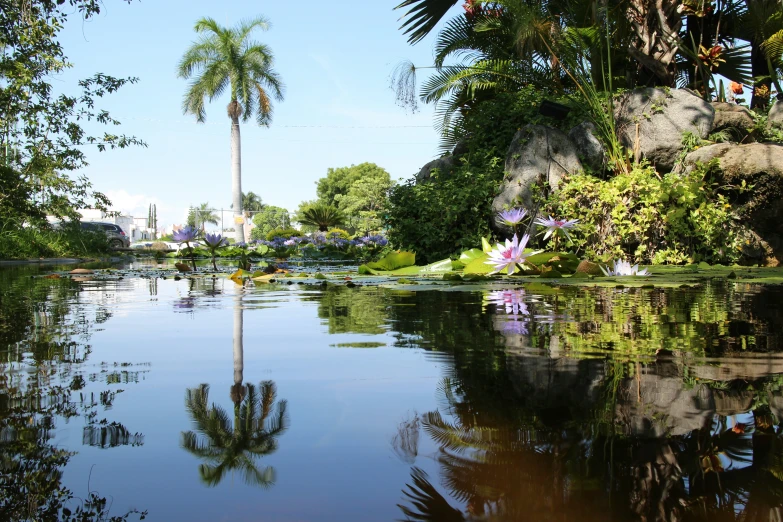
[[181, 292, 288, 487], [397, 378, 783, 522]]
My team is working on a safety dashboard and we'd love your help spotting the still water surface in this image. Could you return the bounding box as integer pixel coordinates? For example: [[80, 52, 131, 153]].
[[3, 263, 783, 521]]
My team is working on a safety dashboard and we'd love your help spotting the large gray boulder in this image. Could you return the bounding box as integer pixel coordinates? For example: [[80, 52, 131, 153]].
[[769, 99, 783, 129], [614, 88, 714, 171], [492, 125, 582, 230], [568, 121, 605, 171], [679, 142, 783, 265], [415, 156, 458, 183], [415, 140, 468, 183], [711, 102, 755, 138]]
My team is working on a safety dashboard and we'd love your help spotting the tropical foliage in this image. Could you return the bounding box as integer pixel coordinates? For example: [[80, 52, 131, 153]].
[[296, 202, 346, 232], [179, 16, 284, 242], [181, 382, 288, 487], [250, 205, 291, 240], [0, 0, 143, 230]]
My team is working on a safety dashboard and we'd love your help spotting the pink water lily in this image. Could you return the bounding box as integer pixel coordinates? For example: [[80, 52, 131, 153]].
[[534, 215, 579, 241], [485, 233, 537, 275]]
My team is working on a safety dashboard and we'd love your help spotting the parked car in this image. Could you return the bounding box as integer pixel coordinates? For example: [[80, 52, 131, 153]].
[[80, 222, 131, 248]]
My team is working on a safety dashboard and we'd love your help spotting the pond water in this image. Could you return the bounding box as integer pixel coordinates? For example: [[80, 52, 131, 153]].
[[3, 262, 783, 521]]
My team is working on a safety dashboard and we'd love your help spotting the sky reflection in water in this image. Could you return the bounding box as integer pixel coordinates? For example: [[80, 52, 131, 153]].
[[2, 265, 783, 521]]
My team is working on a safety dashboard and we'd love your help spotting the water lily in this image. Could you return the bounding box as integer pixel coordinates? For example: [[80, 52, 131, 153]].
[[485, 233, 537, 275], [173, 225, 198, 243], [534, 215, 579, 242], [498, 208, 527, 236], [498, 208, 527, 226], [202, 233, 228, 271], [600, 259, 650, 277], [173, 225, 199, 271]]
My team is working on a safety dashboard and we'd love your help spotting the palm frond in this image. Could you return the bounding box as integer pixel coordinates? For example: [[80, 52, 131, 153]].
[[395, 0, 462, 45], [397, 467, 465, 522]]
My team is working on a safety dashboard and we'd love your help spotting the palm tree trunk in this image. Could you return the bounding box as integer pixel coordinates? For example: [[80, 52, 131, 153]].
[[231, 115, 244, 243]]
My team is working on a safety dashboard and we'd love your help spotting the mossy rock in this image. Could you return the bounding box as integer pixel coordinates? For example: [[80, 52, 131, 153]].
[[576, 260, 604, 276]]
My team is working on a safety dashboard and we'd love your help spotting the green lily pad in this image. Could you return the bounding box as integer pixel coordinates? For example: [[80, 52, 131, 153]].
[[366, 251, 416, 271]]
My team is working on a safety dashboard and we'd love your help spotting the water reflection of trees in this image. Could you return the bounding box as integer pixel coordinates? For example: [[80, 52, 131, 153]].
[[376, 283, 783, 521], [0, 268, 147, 521], [181, 291, 289, 487], [396, 374, 783, 522]]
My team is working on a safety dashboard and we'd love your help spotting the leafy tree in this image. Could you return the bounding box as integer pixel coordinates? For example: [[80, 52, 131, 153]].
[[337, 177, 394, 235], [0, 0, 144, 228], [316, 163, 390, 202], [250, 205, 291, 240], [178, 17, 284, 243], [297, 202, 346, 232]]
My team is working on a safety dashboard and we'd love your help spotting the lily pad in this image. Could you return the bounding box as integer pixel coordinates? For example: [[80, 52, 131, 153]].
[[366, 251, 416, 271]]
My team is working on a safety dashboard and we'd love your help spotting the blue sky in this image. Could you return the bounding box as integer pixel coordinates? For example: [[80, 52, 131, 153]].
[[57, 0, 461, 228]]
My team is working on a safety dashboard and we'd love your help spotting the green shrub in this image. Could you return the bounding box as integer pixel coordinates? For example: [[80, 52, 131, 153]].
[[325, 228, 350, 240], [0, 222, 110, 259], [265, 228, 301, 241], [543, 163, 742, 264], [385, 161, 502, 264]]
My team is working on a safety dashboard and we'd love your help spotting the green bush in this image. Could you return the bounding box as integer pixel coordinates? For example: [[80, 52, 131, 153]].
[[0, 222, 110, 259], [385, 161, 502, 264], [542, 163, 742, 264], [325, 228, 350, 240], [265, 228, 301, 241], [458, 86, 585, 158]]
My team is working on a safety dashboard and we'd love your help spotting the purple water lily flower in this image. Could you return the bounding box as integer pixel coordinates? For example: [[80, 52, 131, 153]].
[[203, 233, 227, 248], [173, 226, 198, 243], [498, 208, 527, 226], [485, 233, 537, 275], [173, 226, 198, 271], [534, 215, 579, 241]]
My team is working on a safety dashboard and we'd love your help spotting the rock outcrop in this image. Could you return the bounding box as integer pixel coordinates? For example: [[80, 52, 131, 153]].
[[415, 156, 458, 183], [614, 88, 714, 171], [680, 142, 783, 265], [491, 125, 582, 231], [568, 121, 605, 171], [769, 99, 783, 129], [711, 102, 755, 138]]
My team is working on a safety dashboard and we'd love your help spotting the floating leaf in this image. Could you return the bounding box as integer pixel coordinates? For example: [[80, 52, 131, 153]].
[[459, 248, 487, 264], [463, 257, 495, 275], [367, 251, 416, 271]]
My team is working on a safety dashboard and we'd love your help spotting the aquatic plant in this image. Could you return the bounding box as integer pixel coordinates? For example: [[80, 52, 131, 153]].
[[202, 232, 228, 271], [534, 216, 579, 242], [498, 208, 527, 236], [485, 233, 537, 275], [174, 226, 199, 270], [601, 259, 650, 277]]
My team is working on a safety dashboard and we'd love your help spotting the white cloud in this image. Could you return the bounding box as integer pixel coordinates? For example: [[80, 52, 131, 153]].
[[103, 189, 169, 219]]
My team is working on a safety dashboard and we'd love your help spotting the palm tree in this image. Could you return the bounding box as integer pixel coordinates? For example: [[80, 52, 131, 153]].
[[242, 191, 265, 214], [181, 381, 288, 487], [297, 202, 346, 232], [178, 17, 284, 243], [189, 202, 219, 233]]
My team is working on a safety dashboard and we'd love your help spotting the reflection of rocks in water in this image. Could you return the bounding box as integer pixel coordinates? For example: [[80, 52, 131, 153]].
[[501, 351, 783, 437]]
